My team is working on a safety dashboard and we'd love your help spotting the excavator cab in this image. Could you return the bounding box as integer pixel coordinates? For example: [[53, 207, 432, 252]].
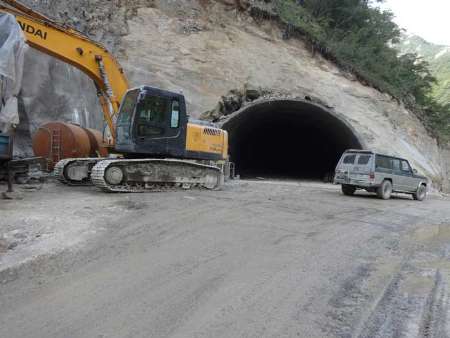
[[115, 86, 188, 158]]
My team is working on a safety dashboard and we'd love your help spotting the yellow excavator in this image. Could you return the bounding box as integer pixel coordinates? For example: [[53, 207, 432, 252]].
[[0, 0, 229, 192]]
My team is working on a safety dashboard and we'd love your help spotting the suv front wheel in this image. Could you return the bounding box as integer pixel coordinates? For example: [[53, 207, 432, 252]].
[[413, 184, 427, 201], [377, 180, 392, 200]]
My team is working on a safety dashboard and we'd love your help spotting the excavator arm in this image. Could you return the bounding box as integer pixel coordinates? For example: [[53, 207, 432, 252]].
[[0, 0, 130, 144]]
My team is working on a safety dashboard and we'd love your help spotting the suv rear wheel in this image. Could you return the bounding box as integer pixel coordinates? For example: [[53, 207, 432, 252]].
[[413, 184, 427, 201], [342, 184, 356, 196], [377, 180, 392, 200]]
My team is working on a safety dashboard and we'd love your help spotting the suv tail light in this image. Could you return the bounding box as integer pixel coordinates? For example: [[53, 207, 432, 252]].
[[369, 172, 375, 180]]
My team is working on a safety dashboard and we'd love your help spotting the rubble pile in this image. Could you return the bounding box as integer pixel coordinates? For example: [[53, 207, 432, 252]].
[[200, 84, 334, 122]]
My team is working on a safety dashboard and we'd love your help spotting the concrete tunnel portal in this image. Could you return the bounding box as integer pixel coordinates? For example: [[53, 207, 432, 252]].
[[222, 99, 363, 180]]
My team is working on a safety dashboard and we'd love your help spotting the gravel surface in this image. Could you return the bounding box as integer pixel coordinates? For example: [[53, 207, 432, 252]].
[[1, 179, 450, 337]]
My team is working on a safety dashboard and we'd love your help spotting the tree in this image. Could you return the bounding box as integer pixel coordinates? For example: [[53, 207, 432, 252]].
[[275, 0, 449, 140]]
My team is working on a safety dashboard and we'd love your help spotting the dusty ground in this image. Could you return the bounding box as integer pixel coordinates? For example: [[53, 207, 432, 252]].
[[1, 179, 450, 337]]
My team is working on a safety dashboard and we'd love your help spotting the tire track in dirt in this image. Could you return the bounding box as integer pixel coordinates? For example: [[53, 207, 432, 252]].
[[327, 222, 450, 338]]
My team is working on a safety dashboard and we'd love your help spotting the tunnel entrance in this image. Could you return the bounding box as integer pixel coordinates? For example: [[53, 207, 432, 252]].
[[222, 100, 363, 180]]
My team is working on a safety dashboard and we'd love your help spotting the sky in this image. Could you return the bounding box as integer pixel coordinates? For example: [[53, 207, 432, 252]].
[[377, 0, 450, 46]]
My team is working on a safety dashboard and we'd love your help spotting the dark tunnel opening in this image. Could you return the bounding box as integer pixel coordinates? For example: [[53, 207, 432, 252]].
[[223, 100, 363, 180]]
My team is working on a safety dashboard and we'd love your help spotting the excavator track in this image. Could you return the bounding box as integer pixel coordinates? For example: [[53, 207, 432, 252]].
[[91, 159, 224, 193], [53, 159, 72, 184], [54, 158, 105, 185]]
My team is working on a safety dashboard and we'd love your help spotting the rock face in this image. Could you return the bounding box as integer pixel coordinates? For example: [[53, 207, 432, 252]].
[[12, 0, 450, 189], [15, 49, 102, 157], [14, 0, 147, 156]]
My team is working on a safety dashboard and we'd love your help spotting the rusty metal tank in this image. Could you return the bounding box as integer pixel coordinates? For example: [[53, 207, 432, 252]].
[[32, 122, 107, 170], [84, 128, 109, 158]]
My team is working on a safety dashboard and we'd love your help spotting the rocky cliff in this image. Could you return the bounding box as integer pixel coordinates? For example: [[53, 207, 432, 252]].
[[13, 0, 450, 190]]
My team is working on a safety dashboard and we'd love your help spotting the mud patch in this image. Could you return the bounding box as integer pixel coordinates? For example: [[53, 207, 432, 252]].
[[412, 223, 450, 243]]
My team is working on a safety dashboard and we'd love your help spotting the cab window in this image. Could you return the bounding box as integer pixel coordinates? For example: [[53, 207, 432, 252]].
[[171, 101, 180, 128], [118, 90, 139, 125], [116, 90, 139, 142], [137, 96, 167, 123], [136, 95, 170, 137]]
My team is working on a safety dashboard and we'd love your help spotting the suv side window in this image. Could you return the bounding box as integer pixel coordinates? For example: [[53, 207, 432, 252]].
[[401, 160, 412, 174], [375, 155, 392, 170], [392, 159, 401, 173], [343, 154, 356, 164]]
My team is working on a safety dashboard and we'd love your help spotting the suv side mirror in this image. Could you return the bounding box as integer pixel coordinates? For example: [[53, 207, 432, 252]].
[[413, 169, 418, 174]]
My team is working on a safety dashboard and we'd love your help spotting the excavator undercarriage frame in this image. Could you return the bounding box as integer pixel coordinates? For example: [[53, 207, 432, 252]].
[[91, 159, 223, 193]]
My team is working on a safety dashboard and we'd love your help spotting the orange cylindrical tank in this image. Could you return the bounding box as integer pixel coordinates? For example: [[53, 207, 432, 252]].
[[32, 122, 92, 170], [84, 128, 109, 157]]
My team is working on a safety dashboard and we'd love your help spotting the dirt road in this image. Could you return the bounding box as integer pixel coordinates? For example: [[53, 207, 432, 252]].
[[1, 180, 450, 337]]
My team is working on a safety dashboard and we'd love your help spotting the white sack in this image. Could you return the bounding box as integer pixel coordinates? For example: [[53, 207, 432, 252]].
[[0, 13, 27, 131]]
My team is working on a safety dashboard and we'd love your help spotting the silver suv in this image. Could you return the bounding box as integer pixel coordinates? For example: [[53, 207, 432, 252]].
[[334, 150, 428, 201]]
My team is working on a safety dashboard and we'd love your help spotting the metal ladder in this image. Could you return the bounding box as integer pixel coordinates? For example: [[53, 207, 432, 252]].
[[51, 128, 61, 169]]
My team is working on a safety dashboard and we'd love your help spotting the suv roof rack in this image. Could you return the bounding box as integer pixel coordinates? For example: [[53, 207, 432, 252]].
[[344, 149, 374, 154]]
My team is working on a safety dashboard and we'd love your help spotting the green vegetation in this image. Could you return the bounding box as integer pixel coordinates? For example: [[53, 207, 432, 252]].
[[274, 0, 450, 142], [397, 35, 450, 106]]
